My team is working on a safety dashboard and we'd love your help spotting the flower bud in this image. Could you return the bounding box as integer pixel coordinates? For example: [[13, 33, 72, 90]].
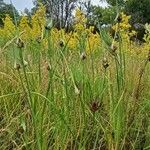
[[80, 52, 86, 60], [45, 62, 52, 71], [102, 57, 109, 69], [89, 101, 100, 113], [23, 60, 28, 67], [148, 50, 150, 61], [45, 18, 53, 30], [14, 62, 21, 70], [75, 86, 80, 95], [110, 44, 117, 52], [59, 40, 65, 47], [16, 38, 24, 48], [36, 36, 42, 43], [115, 14, 122, 23]]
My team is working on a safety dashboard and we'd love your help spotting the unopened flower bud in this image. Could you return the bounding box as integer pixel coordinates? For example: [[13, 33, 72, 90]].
[[16, 38, 24, 48], [36, 36, 42, 43], [89, 101, 100, 113], [75, 86, 80, 95], [148, 50, 150, 61], [110, 44, 117, 52], [46, 62, 52, 71], [45, 19, 53, 30], [102, 57, 109, 69], [80, 52, 86, 60], [116, 14, 122, 23], [14, 62, 21, 70], [59, 40, 65, 47], [23, 60, 28, 67]]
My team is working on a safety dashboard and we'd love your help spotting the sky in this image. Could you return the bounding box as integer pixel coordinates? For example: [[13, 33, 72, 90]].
[[4, 0, 34, 12], [4, 0, 108, 12]]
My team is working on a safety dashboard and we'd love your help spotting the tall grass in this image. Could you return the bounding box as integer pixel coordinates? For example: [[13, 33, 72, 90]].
[[1, 9, 150, 150]]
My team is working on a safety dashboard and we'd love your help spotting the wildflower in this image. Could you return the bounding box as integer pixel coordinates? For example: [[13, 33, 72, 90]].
[[45, 18, 53, 30], [23, 60, 28, 67], [36, 36, 42, 43], [31, 4, 46, 38], [45, 61, 52, 71], [110, 44, 117, 53], [16, 38, 24, 48], [59, 39, 65, 47], [113, 12, 136, 44], [116, 14, 122, 23], [74, 9, 87, 32], [74, 85, 80, 95], [47, 65, 51, 71], [148, 50, 150, 61], [80, 52, 86, 60], [89, 101, 100, 113], [18, 126, 25, 134], [19, 16, 31, 40], [102, 57, 109, 69], [2, 15, 16, 39], [14, 62, 21, 70]]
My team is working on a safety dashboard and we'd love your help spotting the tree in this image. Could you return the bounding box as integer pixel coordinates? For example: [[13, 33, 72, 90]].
[[88, 5, 117, 26], [102, 0, 125, 6], [33, 0, 78, 29], [125, 0, 150, 40], [77, 0, 93, 26], [100, 0, 150, 40], [0, 0, 19, 26]]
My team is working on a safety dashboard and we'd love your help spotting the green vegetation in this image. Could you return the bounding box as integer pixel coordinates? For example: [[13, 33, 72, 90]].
[[0, 0, 19, 26], [0, 0, 150, 150]]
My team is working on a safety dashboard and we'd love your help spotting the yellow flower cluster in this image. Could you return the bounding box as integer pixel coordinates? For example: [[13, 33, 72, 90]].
[[47, 9, 101, 52], [73, 9, 100, 52], [19, 16, 31, 40], [31, 4, 46, 39], [0, 4, 46, 41], [74, 8, 87, 32], [0, 6, 149, 56], [112, 12, 136, 43], [86, 27, 101, 52], [0, 15, 16, 39]]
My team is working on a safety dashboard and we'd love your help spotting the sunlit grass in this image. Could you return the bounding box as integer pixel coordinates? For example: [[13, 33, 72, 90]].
[[1, 6, 150, 150]]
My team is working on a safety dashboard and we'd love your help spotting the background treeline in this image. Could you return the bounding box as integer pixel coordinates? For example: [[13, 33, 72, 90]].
[[0, 0, 150, 40]]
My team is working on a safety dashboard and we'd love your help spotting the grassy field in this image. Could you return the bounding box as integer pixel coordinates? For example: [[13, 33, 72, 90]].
[[1, 7, 150, 150]]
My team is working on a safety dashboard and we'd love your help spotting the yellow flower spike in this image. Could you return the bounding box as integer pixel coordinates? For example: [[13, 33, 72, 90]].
[[74, 9, 87, 32], [31, 4, 46, 39], [19, 16, 31, 40], [2, 15, 16, 39], [112, 12, 136, 51]]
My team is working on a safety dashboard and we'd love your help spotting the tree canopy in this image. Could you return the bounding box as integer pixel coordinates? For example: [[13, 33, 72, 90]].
[[0, 0, 19, 26]]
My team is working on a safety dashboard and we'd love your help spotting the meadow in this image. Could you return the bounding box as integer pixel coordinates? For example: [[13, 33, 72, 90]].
[[1, 5, 150, 150]]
